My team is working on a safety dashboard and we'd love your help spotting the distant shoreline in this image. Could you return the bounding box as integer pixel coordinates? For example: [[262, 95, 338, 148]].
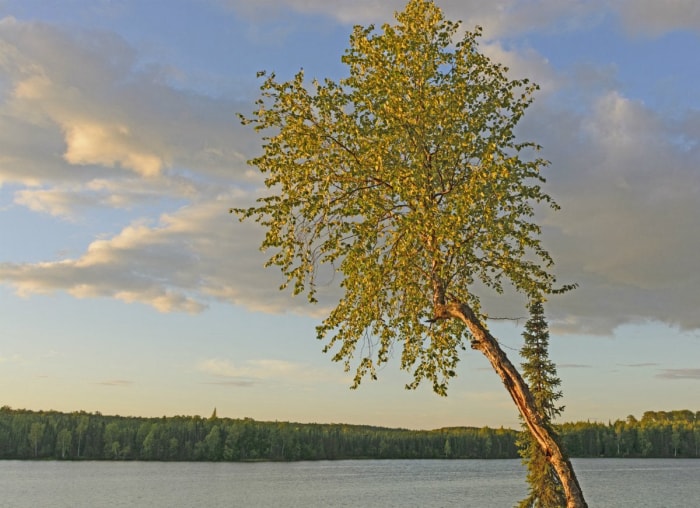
[[2, 406, 698, 462]]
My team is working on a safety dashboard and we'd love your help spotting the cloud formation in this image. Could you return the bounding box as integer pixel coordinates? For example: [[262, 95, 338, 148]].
[[0, 17, 253, 189], [222, 0, 700, 38], [0, 193, 333, 314], [534, 89, 700, 333], [656, 369, 700, 380], [96, 379, 133, 387], [0, 5, 699, 339], [617, 0, 700, 35], [197, 357, 346, 385]]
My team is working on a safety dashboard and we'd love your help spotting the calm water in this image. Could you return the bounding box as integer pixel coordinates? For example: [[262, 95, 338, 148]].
[[1, 459, 698, 507]]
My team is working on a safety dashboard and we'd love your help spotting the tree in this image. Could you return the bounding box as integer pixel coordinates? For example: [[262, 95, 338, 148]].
[[444, 437, 452, 458], [57, 428, 72, 459], [103, 422, 121, 459], [234, 1, 585, 505], [76, 414, 89, 458], [203, 425, 222, 461], [517, 299, 567, 507], [28, 422, 45, 457]]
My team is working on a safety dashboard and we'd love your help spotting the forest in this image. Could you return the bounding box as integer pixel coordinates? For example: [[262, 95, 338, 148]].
[[1, 406, 698, 462]]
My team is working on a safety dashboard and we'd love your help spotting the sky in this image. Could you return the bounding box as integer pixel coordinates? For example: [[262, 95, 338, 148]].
[[0, 0, 699, 431]]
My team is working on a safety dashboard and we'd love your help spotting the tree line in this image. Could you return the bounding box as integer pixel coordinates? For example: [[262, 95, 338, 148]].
[[560, 410, 700, 458], [1, 406, 698, 462]]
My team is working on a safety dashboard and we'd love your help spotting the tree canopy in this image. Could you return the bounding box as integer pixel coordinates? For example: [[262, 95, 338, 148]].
[[236, 0, 569, 394]]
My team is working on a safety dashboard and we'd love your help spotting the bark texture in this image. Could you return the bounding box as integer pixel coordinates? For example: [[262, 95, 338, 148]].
[[435, 301, 588, 508]]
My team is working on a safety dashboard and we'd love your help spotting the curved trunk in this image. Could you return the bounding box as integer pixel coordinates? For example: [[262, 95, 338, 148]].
[[436, 301, 587, 508]]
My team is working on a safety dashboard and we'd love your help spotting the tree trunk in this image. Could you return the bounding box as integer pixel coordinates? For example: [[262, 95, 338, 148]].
[[436, 301, 588, 508]]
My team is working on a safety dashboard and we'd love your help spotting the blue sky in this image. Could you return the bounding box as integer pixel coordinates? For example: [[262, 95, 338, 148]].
[[0, 0, 699, 430]]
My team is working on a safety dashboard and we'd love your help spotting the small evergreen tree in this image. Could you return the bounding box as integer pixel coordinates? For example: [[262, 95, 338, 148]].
[[517, 299, 566, 508]]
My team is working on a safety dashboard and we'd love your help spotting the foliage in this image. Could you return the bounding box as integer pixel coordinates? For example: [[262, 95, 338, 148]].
[[0, 406, 697, 462], [517, 300, 566, 507], [559, 410, 700, 459], [0, 406, 518, 461], [233, 0, 572, 395]]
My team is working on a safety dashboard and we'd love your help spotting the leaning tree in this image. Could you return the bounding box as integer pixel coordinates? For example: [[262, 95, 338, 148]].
[[234, 1, 585, 505]]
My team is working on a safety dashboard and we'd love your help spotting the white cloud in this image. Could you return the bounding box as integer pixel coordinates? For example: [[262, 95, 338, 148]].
[[480, 41, 560, 93], [0, 17, 253, 191], [0, 191, 339, 315], [219, 0, 609, 39], [218, 0, 398, 24], [617, 0, 700, 35], [97, 379, 133, 387], [530, 91, 700, 333], [62, 122, 163, 177], [14, 177, 198, 220], [197, 357, 346, 385], [0, 353, 22, 364]]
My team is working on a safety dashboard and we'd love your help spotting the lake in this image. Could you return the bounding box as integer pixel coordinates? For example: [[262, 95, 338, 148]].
[[1, 458, 698, 507]]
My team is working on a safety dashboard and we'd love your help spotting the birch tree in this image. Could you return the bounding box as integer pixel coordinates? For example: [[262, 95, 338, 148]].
[[234, 1, 586, 505]]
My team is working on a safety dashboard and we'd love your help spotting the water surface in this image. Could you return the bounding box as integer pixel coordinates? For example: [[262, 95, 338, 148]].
[[1, 458, 698, 507]]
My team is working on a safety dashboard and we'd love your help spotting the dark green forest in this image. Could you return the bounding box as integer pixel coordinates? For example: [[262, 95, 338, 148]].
[[1, 406, 698, 461]]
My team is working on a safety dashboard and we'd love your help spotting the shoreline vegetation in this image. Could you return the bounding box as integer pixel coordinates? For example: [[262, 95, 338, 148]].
[[1, 406, 698, 462]]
